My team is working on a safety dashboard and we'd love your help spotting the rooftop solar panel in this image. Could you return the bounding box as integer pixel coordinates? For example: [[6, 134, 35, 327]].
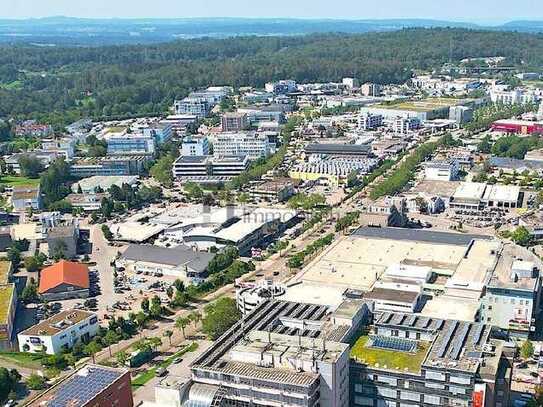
[[450, 323, 471, 360], [437, 321, 458, 358], [472, 324, 485, 346]]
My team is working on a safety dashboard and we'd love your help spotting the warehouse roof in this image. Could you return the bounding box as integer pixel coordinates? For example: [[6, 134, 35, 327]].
[[121, 244, 214, 273], [305, 143, 371, 155]]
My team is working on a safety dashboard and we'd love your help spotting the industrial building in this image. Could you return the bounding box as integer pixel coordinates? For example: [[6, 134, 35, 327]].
[[491, 119, 543, 135], [18, 309, 99, 355], [449, 182, 522, 211]]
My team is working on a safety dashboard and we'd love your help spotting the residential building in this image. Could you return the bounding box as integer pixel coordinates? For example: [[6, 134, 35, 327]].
[[26, 364, 133, 407], [70, 156, 148, 178], [11, 186, 42, 212], [180, 137, 210, 157], [221, 112, 248, 132], [118, 244, 215, 284], [358, 112, 383, 130], [18, 310, 98, 355], [360, 82, 381, 97], [14, 121, 53, 138], [213, 132, 273, 160], [171, 155, 249, 182], [350, 312, 511, 407], [38, 260, 90, 301], [424, 159, 460, 181]]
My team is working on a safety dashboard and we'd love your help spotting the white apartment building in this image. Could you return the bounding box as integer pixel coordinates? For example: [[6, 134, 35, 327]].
[[358, 112, 383, 130], [18, 310, 99, 355], [41, 138, 76, 159], [213, 132, 273, 160]]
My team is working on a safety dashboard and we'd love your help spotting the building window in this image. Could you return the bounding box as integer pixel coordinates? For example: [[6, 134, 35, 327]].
[[424, 395, 441, 405]]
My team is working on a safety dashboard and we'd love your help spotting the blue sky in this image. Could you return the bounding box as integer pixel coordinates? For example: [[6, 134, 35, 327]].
[[2, 0, 542, 22]]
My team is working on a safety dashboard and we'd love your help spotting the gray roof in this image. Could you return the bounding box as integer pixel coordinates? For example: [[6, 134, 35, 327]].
[[305, 143, 371, 155], [121, 244, 214, 272], [488, 156, 543, 171], [353, 227, 491, 246]]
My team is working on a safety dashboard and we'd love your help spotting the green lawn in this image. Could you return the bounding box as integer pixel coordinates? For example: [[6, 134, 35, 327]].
[[0, 351, 44, 369], [131, 342, 198, 388], [0, 175, 40, 187], [350, 335, 429, 373]]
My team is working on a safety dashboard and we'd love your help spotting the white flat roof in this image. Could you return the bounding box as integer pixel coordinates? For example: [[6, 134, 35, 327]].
[[482, 184, 521, 203], [420, 295, 480, 322], [453, 182, 487, 200]]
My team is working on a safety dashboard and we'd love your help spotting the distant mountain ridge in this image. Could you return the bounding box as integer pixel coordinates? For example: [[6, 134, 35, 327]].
[[0, 17, 541, 46]]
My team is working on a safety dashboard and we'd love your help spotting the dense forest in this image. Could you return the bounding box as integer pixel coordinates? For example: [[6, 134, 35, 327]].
[[1, 28, 543, 126]]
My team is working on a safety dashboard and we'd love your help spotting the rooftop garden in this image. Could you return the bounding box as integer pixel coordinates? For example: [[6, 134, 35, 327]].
[[0, 284, 14, 325], [350, 334, 430, 373]]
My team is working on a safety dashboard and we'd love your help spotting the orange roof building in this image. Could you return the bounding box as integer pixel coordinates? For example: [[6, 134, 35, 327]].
[[39, 260, 90, 300]]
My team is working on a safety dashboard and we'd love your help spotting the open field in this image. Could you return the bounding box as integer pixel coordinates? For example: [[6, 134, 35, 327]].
[[0, 175, 41, 187], [0, 351, 43, 369]]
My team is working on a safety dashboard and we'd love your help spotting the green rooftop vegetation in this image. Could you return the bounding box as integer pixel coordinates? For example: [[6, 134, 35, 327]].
[[0, 260, 11, 285], [0, 284, 15, 327], [350, 334, 430, 373], [0, 175, 41, 188]]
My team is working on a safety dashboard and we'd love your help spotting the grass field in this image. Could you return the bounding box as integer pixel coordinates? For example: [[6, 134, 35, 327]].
[[131, 342, 198, 388], [0, 351, 44, 369], [0, 175, 41, 187], [350, 334, 430, 373]]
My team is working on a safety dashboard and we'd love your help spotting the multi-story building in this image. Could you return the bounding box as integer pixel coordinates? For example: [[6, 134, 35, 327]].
[[174, 97, 211, 118], [160, 115, 198, 135], [360, 82, 381, 97], [249, 178, 296, 202], [18, 309, 99, 355], [180, 137, 209, 157], [213, 132, 273, 160], [238, 107, 286, 124], [350, 312, 511, 407], [26, 365, 133, 407], [107, 134, 156, 155], [343, 77, 360, 89], [14, 121, 53, 138], [490, 88, 538, 105], [449, 106, 474, 124], [358, 113, 384, 130], [424, 159, 460, 181], [265, 79, 297, 94], [41, 137, 76, 159], [221, 112, 249, 132], [11, 186, 42, 212], [393, 117, 420, 135], [172, 155, 249, 181], [185, 299, 365, 407], [70, 156, 148, 178], [142, 122, 173, 144]]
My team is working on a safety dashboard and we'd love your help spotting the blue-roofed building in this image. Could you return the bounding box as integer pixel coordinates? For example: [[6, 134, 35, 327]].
[[27, 364, 133, 407]]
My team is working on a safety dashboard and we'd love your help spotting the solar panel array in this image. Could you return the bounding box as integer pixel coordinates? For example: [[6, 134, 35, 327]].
[[437, 320, 458, 358], [46, 367, 122, 406], [450, 323, 470, 360], [369, 335, 417, 353], [472, 324, 485, 346]]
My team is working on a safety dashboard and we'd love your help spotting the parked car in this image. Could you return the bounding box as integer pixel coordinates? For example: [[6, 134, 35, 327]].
[[156, 367, 168, 377]]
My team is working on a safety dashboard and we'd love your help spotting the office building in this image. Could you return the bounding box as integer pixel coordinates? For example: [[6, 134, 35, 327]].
[[249, 178, 296, 203], [26, 365, 133, 407], [174, 97, 211, 118], [393, 117, 420, 135], [213, 132, 273, 160], [107, 134, 156, 155], [142, 122, 173, 144], [160, 115, 198, 134], [343, 77, 360, 89], [180, 137, 210, 157], [238, 107, 285, 124], [41, 137, 76, 159], [424, 159, 460, 181], [350, 312, 511, 407], [172, 155, 249, 182], [70, 156, 148, 178], [449, 105, 474, 124], [490, 88, 538, 105], [449, 182, 522, 211], [11, 186, 42, 212], [265, 79, 297, 94], [18, 310, 99, 355], [222, 112, 249, 132]]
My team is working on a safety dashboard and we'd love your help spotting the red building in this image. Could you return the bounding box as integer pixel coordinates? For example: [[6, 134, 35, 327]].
[[27, 365, 133, 407], [491, 119, 543, 135]]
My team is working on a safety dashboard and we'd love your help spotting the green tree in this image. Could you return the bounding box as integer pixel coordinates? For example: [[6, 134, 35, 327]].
[[150, 156, 174, 187], [18, 154, 44, 178], [104, 330, 120, 357], [521, 339, 535, 360], [26, 373, 46, 390], [511, 226, 533, 247], [116, 350, 129, 367], [163, 329, 174, 346], [184, 182, 204, 200], [202, 297, 241, 340], [175, 316, 190, 339], [101, 224, 113, 241], [84, 341, 102, 364]]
